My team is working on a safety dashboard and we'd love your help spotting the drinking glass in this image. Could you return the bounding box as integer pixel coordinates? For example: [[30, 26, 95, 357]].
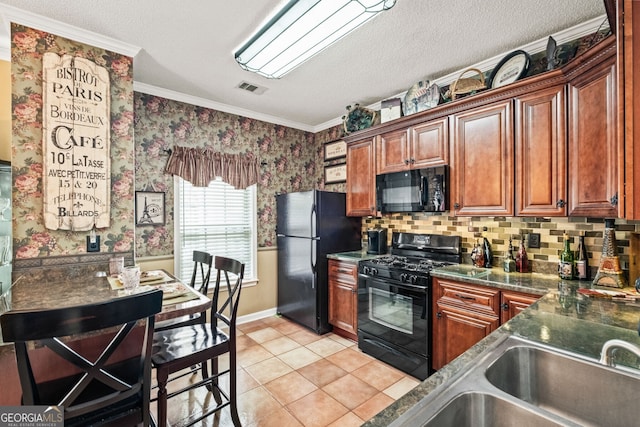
[[119, 266, 141, 292], [0, 235, 10, 265], [0, 189, 9, 221]]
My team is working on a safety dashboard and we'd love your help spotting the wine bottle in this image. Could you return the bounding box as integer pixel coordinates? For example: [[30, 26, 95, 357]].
[[516, 234, 529, 273], [559, 233, 574, 280], [575, 232, 589, 280], [503, 236, 516, 273], [482, 227, 492, 268]]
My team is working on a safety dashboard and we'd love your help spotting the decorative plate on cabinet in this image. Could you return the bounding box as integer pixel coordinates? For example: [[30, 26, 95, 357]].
[[403, 80, 440, 116], [487, 50, 531, 89]]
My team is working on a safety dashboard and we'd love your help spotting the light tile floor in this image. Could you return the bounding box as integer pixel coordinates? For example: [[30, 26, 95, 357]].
[[152, 315, 420, 426]]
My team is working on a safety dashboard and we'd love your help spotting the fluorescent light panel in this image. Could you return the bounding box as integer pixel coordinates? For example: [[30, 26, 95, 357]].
[[235, 0, 396, 79]]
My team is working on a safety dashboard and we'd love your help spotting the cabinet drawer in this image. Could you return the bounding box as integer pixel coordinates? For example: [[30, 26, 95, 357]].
[[435, 279, 500, 316], [328, 260, 357, 284]]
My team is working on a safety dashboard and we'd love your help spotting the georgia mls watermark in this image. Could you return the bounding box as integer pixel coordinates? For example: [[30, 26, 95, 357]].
[[0, 406, 63, 427]]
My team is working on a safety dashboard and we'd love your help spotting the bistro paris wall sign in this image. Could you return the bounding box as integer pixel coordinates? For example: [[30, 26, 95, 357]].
[[42, 53, 111, 231]]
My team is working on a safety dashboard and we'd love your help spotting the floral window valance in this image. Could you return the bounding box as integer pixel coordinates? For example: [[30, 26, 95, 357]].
[[165, 146, 259, 189]]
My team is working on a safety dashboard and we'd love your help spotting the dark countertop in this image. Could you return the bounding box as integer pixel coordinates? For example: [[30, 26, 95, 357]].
[[327, 250, 383, 262], [0, 269, 210, 347], [363, 264, 640, 427]]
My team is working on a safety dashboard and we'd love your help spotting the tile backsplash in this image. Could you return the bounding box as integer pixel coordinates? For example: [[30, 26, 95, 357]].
[[363, 214, 640, 278]]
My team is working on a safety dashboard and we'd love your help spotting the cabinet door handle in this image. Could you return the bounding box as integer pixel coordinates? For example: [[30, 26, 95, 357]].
[[610, 193, 618, 206], [454, 203, 460, 209], [501, 303, 510, 311], [404, 159, 410, 165], [410, 158, 415, 164], [556, 199, 566, 208], [436, 312, 442, 319], [338, 269, 351, 274], [454, 293, 476, 301]]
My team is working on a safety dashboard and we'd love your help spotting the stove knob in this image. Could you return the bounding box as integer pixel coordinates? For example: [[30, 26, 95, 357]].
[[400, 273, 408, 282], [363, 266, 370, 275], [409, 275, 418, 284], [371, 268, 378, 276]]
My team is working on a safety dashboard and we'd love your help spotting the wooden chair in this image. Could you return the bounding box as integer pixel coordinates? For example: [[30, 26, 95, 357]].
[[151, 256, 244, 427], [154, 250, 213, 332], [0, 289, 163, 427]]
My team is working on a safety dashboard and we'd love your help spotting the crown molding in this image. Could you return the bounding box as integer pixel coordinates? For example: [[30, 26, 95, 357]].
[[0, 3, 141, 59], [133, 81, 315, 133]]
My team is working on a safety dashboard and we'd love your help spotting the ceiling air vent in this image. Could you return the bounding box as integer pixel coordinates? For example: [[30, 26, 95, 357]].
[[236, 81, 267, 95]]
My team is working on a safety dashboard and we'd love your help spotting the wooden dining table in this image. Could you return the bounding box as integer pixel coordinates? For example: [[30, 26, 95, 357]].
[[0, 268, 212, 405], [5, 268, 211, 325]]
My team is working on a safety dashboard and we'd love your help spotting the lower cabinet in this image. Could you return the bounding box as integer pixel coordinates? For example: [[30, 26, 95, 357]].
[[328, 259, 358, 340], [500, 290, 540, 323], [432, 277, 540, 371]]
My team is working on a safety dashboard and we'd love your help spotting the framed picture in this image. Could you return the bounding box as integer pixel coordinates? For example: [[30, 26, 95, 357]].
[[488, 50, 531, 89], [324, 140, 347, 161], [324, 163, 347, 184], [135, 191, 165, 226]]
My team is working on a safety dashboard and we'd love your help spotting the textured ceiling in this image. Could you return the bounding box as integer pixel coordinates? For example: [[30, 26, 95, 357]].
[[0, 0, 607, 131]]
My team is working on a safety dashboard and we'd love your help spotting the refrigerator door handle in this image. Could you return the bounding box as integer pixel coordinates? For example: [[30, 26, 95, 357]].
[[311, 203, 317, 238], [310, 238, 317, 288]]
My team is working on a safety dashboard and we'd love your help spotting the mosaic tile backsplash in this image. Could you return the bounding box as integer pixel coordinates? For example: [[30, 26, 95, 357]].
[[363, 214, 640, 279]]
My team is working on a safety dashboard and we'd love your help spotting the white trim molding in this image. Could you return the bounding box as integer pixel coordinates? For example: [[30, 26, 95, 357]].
[[0, 3, 141, 59]]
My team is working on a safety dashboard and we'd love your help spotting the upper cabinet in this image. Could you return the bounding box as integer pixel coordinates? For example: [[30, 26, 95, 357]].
[[619, 0, 640, 219], [344, 35, 622, 219], [566, 49, 618, 217], [346, 138, 377, 217], [450, 100, 514, 216], [376, 118, 449, 174], [514, 86, 567, 216]]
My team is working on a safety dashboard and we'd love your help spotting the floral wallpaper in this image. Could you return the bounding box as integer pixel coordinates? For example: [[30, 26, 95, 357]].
[[134, 94, 346, 256], [11, 24, 135, 259], [9, 25, 351, 260]]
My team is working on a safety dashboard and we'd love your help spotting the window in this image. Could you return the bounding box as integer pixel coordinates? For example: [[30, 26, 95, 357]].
[[174, 177, 257, 288]]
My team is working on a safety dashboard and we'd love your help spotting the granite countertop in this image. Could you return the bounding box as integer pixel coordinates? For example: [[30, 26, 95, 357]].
[[327, 250, 383, 262], [364, 264, 640, 427]]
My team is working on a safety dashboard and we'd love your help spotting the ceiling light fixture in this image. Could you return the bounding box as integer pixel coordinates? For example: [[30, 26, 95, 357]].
[[234, 0, 396, 79]]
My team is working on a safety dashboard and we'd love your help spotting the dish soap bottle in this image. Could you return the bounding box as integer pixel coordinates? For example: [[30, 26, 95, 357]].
[[516, 233, 529, 273], [471, 240, 484, 268], [503, 236, 516, 273], [482, 227, 492, 268], [559, 232, 574, 280]]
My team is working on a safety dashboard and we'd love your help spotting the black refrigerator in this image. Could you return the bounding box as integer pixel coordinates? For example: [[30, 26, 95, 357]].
[[276, 190, 362, 334]]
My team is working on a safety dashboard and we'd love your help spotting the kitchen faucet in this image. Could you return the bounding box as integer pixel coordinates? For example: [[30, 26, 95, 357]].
[[599, 339, 640, 367]]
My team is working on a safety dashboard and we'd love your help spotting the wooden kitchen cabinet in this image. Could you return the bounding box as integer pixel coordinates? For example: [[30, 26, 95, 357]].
[[376, 118, 448, 174], [500, 290, 540, 323], [432, 277, 540, 370], [515, 86, 567, 216], [432, 304, 499, 371], [567, 52, 619, 217], [346, 138, 377, 216], [450, 100, 514, 216], [432, 278, 500, 370], [328, 259, 358, 340], [619, 0, 640, 219]]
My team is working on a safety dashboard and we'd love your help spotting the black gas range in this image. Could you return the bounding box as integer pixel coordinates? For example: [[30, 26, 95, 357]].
[[357, 231, 461, 380]]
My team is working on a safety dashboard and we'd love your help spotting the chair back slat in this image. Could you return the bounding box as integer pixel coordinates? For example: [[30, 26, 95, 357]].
[[0, 289, 162, 426], [190, 250, 214, 294], [212, 256, 245, 330]]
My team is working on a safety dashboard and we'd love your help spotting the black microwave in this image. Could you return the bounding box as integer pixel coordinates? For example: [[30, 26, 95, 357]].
[[376, 166, 448, 213]]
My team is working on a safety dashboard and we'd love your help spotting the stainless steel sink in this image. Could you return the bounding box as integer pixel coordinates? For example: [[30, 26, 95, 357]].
[[389, 335, 640, 427], [421, 392, 564, 427], [485, 343, 640, 427]]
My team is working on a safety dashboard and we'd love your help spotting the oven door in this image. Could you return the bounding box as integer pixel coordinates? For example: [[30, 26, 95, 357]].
[[357, 273, 429, 357]]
